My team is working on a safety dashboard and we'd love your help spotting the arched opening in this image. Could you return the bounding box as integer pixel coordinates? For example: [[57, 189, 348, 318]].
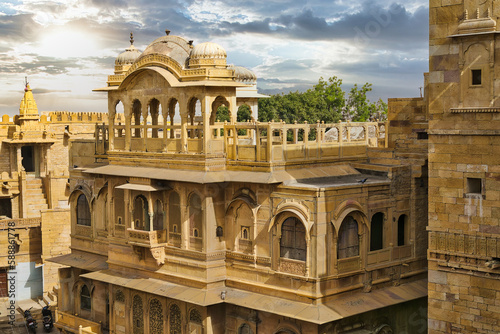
[[370, 212, 384, 251], [132, 99, 142, 138], [169, 304, 181, 334], [234, 202, 253, 253], [211, 96, 229, 124], [148, 98, 163, 138], [80, 285, 91, 312], [237, 104, 252, 122], [133, 195, 149, 231], [189, 193, 202, 251], [77, 194, 91, 226], [114, 101, 125, 140], [188, 98, 202, 139], [167, 98, 180, 139], [338, 215, 359, 259], [168, 191, 181, 247], [114, 187, 124, 226], [280, 217, 306, 261], [153, 199, 164, 231], [397, 214, 408, 246]]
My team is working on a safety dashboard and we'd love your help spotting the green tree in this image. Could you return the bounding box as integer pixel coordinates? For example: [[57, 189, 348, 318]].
[[258, 76, 387, 124]]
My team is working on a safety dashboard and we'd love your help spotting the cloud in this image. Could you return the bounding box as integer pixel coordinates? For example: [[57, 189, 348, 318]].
[[32, 88, 72, 94], [0, 13, 42, 42]]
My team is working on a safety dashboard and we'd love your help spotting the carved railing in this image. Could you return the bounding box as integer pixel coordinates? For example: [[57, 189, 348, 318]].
[[168, 233, 181, 247], [238, 239, 253, 254], [190, 236, 203, 251], [278, 258, 306, 276], [0, 217, 40, 229], [97, 120, 387, 161], [55, 309, 101, 334], [429, 231, 500, 258], [75, 225, 93, 238], [127, 229, 167, 248], [367, 248, 391, 265]]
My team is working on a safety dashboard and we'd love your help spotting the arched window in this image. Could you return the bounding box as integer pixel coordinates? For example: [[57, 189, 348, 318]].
[[153, 199, 164, 231], [169, 192, 181, 246], [132, 99, 142, 138], [398, 214, 408, 246], [77, 194, 91, 226], [189, 193, 202, 237], [149, 298, 164, 334], [80, 285, 91, 311], [133, 195, 149, 231], [370, 212, 384, 251], [103, 193, 108, 231], [280, 217, 306, 261], [239, 323, 253, 334], [338, 216, 359, 259], [169, 304, 181, 334], [132, 295, 144, 334]]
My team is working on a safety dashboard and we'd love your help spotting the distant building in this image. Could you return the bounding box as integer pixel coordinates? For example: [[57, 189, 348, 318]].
[[428, 0, 500, 333], [50, 31, 428, 334], [0, 83, 119, 304]]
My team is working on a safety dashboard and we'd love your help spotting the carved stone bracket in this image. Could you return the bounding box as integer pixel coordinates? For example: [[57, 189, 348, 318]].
[[150, 246, 166, 265]]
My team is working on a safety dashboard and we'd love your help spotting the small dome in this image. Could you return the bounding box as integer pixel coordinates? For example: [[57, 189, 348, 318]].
[[190, 42, 227, 59], [228, 65, 257, 83], [116, 33, 142, 65], [116, 45, 142, 65]]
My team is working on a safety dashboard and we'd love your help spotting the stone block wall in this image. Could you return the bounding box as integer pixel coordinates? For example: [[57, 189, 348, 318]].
[[428, 1, 500, 333]]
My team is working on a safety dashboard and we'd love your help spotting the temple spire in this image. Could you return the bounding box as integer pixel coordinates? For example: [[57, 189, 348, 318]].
[[19, 78, 39, 123]]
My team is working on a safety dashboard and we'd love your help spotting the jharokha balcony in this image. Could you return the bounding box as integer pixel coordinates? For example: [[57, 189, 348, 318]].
[[86, 120, 387, 172]]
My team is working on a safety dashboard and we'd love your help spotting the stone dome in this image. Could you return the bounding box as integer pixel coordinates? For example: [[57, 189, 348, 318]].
[[228, 65, 257, 83], [190, 42, 227, 59], [140, 33, 193, 68], [115, 33, 142, 65], [116, 45, 142, 65]]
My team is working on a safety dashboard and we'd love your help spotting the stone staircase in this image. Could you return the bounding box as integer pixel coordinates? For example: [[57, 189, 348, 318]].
[[25, 177, 48, 217]]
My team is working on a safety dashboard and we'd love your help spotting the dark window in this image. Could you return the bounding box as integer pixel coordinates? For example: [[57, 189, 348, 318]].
[[0, 198, 12, 218], [417, 132, 428, 140], [280, 217, 306, 261], [80, 285, 91, 311], [169, 191, 181, 234], [472, 69, 482, 85], [133, 195, 149, 230], [370, 212, 384, 251], [21, 146, 35, 173], [153, 199, 164, 231], [76, 194, 91, 226], [397, 215, 408, 246], [338, 216, 359, 259], [189, 194, 202, 237], [467, 178, 482, 195]]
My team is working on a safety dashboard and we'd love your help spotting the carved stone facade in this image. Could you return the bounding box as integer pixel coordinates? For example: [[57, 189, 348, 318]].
[[428, 0, 500, 333], [49, 31, 430, 334]]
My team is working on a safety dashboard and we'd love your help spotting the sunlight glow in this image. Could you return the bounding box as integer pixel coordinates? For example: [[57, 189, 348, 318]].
[[38, 29, 99, 58]]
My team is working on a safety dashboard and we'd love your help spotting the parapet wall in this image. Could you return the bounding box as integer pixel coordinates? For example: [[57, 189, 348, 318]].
[[0, 111, 124, 125]]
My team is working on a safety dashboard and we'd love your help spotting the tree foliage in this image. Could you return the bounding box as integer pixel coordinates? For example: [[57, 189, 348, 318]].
[[258, 76, 387, 124]]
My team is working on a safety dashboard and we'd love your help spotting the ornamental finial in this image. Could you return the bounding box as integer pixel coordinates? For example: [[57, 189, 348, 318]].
[[130, 32, 134, 45]]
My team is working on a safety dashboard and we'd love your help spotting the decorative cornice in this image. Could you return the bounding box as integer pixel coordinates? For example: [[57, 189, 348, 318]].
[[450, 107, 500, 113]]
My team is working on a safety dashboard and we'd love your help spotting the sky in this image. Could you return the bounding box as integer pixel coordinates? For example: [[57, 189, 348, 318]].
[[0, 0, 429, 116]]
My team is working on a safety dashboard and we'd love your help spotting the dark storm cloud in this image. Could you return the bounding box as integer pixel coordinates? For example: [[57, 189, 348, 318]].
[[197, 2, 428, 49]]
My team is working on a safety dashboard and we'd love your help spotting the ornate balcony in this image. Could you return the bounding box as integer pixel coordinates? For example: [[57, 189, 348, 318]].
[[127, 229, 168, 265]]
